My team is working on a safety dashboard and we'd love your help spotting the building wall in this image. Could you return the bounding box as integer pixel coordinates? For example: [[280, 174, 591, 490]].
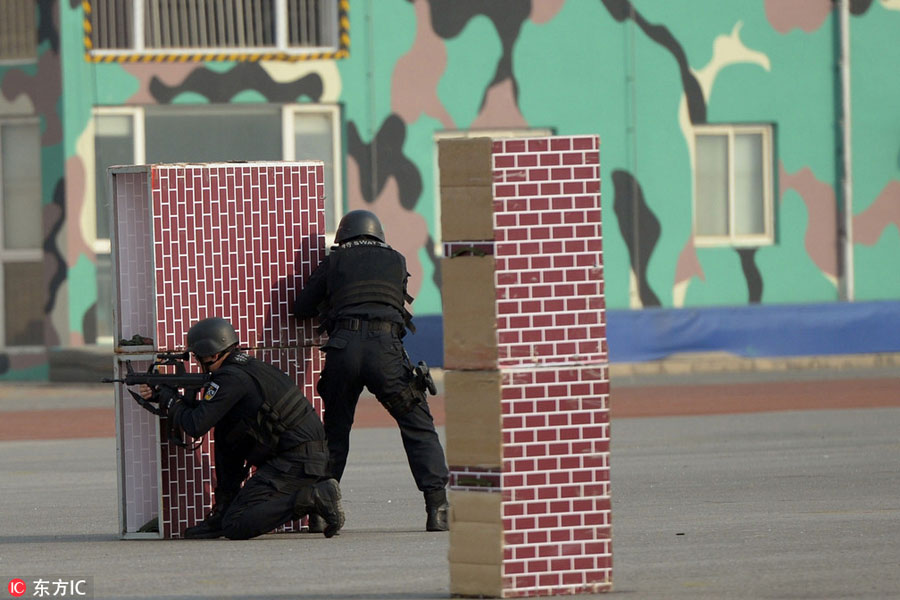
[[1, 0, 899, 379], [0, 0, 67, 378]]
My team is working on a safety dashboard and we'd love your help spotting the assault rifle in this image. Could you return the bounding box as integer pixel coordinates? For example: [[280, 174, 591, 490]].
[[103, 352, 210, 417]]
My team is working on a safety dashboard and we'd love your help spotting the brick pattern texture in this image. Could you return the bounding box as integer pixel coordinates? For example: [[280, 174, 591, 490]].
[[444, 136, 612, 596], [114, 172, 157, 343], [118, 356, 160, 533], [113, 174, 160, 533], [492, 137, 605, 369], [112, 162, 325, 538]]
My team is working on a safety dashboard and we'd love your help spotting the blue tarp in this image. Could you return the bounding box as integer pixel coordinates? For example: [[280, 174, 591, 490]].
[[605, 300, 900, 362], [404, 301, 900, 366]]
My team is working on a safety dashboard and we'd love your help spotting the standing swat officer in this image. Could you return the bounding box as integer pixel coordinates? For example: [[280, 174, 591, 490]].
[[139, 317, 344, 539], [293, 209, 450, 531]]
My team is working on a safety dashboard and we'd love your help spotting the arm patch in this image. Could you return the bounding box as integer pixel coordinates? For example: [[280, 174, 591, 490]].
[[203, 381, 220, 401]]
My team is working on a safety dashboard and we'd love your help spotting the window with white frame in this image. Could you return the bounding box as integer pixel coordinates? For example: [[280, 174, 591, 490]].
[[0, 120, 44, 347], [0, 0, 37, 62], [433, 129, 553, 253], [693, 124, 774, 246], [92, 104, 342, 341], [86, 0, 344, 59]]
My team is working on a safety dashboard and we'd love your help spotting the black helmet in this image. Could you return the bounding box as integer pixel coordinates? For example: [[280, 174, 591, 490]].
[[186, 317, 239, 357], [335, 210, 385, 243]]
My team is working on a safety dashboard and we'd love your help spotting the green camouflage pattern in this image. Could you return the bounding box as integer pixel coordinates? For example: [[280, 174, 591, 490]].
[[1, 0, 898, 377]]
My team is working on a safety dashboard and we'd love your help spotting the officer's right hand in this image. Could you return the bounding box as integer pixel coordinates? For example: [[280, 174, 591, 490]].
[[138, 384, 156, 400]]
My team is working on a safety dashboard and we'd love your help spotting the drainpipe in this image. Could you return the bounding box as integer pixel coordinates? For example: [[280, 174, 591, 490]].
[[839, 0, 855, 301], [366, 1, 378, 208]]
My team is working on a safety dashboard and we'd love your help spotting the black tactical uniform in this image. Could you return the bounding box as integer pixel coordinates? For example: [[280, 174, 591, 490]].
[[293, 210, 450, 531], [162, 318, 344, 539]]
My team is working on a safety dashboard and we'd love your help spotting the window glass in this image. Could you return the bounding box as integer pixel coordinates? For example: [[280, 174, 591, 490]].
[[95, 252, 113, 340], [91, 105, 340, 341], [294, 112, 336, 230], [145, 106, 281, 163], [695, 134, 728, 237], [1, 122, 42, 250], [734, 133, 765, 236], [94, 115, 135, 241], [3, 261, 44, 346]]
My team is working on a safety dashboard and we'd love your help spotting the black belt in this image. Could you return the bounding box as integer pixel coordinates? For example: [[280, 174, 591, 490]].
[[334, 318, 402, 335]]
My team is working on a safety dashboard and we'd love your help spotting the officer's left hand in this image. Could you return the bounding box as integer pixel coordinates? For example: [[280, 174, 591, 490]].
[[156, 389, 181, 415]]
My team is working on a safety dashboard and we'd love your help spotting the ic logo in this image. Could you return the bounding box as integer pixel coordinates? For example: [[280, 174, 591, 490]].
[[8, 579, 26, 597]]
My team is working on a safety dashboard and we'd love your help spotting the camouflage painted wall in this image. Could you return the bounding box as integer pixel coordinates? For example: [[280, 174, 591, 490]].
[[2, 0, 899, 377], [0, 0, 67, 378]]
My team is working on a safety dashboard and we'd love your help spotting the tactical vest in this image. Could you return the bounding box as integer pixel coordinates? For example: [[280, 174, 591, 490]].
[[327, 241, 407, 311], [219, 354, 314, 464]]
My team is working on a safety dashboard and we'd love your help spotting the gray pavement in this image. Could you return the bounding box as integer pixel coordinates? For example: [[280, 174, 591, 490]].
[[611, 409, 900, 599], [2, 428, 449, 599], [3, 405, 900, 598]]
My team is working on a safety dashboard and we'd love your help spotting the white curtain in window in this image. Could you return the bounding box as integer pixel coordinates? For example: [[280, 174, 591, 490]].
[[695, 134, 728, 236], [94, 114, 136, 241], [145, 106, 281, 163], [93, 114, 136, 341], [734, 133, 765, 236], [1, 123, 42, 250], [293, 112, 335, 230]]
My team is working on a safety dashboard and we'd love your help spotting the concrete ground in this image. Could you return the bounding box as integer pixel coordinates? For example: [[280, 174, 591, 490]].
[[1, 359, 899, 599]]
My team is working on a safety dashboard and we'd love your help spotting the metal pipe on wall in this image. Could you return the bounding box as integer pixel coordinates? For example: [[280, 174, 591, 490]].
[[839, 0, 855, 301]]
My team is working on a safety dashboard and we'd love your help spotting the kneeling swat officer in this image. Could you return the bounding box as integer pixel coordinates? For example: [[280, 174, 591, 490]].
[[293, 209, 450, 531], [140, 317, 344, 539]]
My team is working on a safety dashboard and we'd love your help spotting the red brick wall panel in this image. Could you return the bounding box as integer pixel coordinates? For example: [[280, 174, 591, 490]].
[[113, 162, 324, 539]]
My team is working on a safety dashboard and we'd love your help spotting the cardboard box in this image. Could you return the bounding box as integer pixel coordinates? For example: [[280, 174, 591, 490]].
[[438, 137, 493, 187], [440, 184, 495, 242], [441, 254, 498, 369], [449, 490, 503, 597], [449, 488, 502, 523], [445, 370, 502, 468]]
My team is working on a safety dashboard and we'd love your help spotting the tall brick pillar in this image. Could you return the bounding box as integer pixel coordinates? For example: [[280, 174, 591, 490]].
[[440, 136, 611, 597]]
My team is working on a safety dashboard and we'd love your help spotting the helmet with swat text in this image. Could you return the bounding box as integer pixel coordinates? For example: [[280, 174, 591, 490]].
[[335, 210, 385, 243]]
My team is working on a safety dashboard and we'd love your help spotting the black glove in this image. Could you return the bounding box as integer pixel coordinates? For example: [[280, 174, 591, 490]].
[[156, 387, 181, 415]]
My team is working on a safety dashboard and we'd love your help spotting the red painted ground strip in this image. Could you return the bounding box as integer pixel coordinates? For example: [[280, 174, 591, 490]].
[[3, 377, 898, 441]]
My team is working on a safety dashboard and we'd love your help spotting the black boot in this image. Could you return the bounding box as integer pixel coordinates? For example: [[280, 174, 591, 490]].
[[424, 489, 449, 532], [295, 479, 344, 538], [305, 513, 326, 534], [184, 503, 228, 539]]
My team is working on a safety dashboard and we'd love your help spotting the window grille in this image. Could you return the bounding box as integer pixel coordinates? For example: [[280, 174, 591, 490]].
[[0, 0, 37, 61], [86, 0, 346, 59]]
